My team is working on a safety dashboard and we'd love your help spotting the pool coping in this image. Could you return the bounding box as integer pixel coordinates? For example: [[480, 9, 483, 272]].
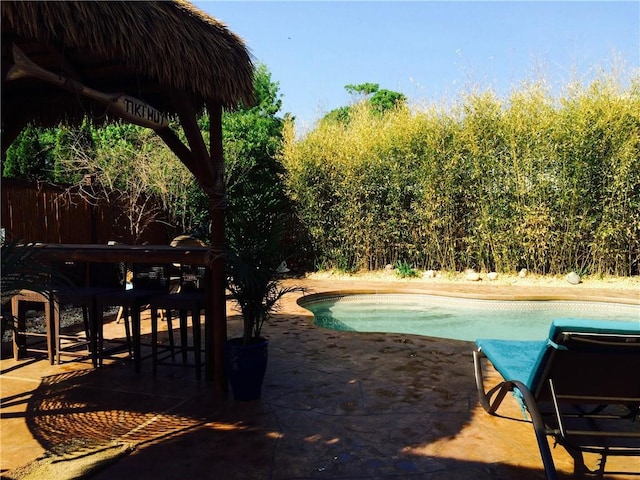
[[296, 286, 640, 307]]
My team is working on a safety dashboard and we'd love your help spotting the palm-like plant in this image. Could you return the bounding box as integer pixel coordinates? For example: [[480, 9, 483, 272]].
[[225, 205, 302, 345], [226, 251, 300, 344]]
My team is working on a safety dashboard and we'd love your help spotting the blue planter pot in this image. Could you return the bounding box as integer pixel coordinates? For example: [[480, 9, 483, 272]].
[[225, 337, 269, 401]]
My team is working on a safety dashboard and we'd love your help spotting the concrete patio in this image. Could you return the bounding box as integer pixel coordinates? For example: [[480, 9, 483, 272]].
[[1, 277, 638, 479]]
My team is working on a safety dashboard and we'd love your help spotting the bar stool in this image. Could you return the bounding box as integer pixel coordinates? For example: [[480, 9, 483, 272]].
[[50, 261, 122, 366], [96, 264, 170, 371], [11, 290, 55, 363], [10, 261, 106, 365], [149, 265, 206, 379]]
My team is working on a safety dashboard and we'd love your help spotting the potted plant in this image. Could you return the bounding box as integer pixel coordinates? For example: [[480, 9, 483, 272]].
[[224, 208, 302, 401]]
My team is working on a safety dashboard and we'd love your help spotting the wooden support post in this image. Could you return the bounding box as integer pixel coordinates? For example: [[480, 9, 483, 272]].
[[155, 93, 228, 394], [207, 102, 227, 394]]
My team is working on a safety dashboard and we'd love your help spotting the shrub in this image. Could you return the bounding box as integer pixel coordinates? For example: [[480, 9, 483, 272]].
[[282, 69, 640, 276], [395, 261, 419, 278]]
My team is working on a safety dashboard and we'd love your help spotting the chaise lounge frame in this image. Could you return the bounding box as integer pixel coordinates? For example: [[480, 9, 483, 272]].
[[473, 319, 640, 479]]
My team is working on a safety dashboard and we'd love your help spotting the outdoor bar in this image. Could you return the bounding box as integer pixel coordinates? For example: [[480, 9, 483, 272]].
[[27, 243, 218, 377], [1, 1, 255, 393]]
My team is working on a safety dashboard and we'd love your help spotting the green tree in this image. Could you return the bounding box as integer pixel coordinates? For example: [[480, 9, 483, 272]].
[[322, 106, 352, 124], [52, 120, 96, 183], [323, 83, 407, 124], [370, 89, 407, 114], [345, 83, 379, 96], [2, 64, 290, 246], [3, 127, 54, 179], [222, 64, 290, 253]]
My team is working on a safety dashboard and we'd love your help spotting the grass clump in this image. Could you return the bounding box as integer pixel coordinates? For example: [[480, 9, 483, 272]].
[[395, 261, 420, 279]]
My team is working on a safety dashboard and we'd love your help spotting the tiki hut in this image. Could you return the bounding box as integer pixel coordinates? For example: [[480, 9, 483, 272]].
[[1, 0, 255, 391]]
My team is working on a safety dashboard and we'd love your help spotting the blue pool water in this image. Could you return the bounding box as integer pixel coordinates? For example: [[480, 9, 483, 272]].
[[299, 294, 640, 341]]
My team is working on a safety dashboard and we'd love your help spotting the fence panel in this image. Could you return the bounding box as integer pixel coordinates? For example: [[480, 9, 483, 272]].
[[1, 178, 169, 245]]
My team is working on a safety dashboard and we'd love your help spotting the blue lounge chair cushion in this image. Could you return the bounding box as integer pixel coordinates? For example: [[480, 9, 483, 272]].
[[477, 318, 640, 392], [547, 318, 640, 341], [475, 339, 546, 390]]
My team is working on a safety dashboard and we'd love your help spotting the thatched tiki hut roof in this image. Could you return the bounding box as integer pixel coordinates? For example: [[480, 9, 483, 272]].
[[1, 0, 255, 391], [2, 0, 254, 130]]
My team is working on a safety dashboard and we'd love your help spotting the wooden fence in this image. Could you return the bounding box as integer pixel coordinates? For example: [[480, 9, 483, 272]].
[[1, 178, 169, 245]]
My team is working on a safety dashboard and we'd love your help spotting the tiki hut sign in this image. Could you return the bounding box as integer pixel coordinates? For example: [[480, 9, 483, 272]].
[[7, 45, 168, 129], [116, 97, 167, 129]]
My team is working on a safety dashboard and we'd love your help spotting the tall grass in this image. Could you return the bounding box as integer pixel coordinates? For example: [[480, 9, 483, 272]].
[[281, 71, 640, 276]]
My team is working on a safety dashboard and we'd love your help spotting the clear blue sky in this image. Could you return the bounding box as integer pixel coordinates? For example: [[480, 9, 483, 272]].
[[194, 1, 639, 131]]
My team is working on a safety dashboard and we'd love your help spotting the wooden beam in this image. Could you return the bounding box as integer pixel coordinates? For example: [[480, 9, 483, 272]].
[[172, 90, 216, 184], [160, 93, 227, 394], [206, 102, 227, 205], [155, 127, 207, 182], [206, 101, 228, 394]]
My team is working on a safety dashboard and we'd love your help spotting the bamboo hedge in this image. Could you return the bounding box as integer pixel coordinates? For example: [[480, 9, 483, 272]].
[[281, 74, 640, 276]]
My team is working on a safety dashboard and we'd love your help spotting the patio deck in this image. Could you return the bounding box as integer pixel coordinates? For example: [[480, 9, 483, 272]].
[[1, 277, 638, 479]]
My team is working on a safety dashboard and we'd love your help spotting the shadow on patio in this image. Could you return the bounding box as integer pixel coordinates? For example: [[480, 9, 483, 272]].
[[1, 303, 578, 479]]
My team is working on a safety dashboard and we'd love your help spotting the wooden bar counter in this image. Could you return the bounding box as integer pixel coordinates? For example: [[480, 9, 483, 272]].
[[30, 243, 227, 392], [31, 243, 216, 264]]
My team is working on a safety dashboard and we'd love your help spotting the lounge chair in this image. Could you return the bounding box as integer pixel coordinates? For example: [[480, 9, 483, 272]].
[[473, 318, 640, 479]]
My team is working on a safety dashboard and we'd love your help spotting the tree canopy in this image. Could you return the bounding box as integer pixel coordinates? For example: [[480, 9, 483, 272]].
[[323, 83, 407, 124], [3, 64, 289, 243]]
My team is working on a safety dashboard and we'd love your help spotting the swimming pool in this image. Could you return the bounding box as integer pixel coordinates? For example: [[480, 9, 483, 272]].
[[299, 293, 640, 341]]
